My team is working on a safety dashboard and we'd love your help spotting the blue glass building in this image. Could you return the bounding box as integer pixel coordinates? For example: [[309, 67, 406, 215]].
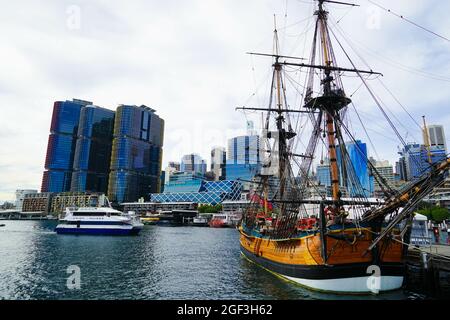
[[71, 106, 115, 193], [346, 140, 371, 197], [163, 172, 205, 193], [108, 105, 164, 204], [316, 163, 331, 187], [151, 178, 242, 205], [225, 135, 261, 190], [41, 99, 92, 192], [401, 144, 447, 181], [336, 140, 371, 197]]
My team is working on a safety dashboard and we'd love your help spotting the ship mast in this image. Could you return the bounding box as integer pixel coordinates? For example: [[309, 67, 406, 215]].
[[317, 0, 341, 202], [273, 17, 287, 203]]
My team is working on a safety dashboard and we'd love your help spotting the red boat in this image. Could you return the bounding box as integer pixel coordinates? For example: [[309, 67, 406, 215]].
[[209, 213, 232, 228]]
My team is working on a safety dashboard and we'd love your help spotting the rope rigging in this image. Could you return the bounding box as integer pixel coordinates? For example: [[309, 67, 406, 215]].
[[366, 0, 450, 43]]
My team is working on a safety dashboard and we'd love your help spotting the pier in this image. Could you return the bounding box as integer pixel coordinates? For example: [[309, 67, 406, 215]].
[[405, 245, 450, 298]]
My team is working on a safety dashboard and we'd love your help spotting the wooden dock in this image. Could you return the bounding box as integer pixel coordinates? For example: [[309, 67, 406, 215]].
[[405, 245, 450, 298]]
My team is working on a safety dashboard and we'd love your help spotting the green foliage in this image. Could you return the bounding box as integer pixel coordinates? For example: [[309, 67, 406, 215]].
[[417, 206, 450, 223], [198, 204, 223, 214]]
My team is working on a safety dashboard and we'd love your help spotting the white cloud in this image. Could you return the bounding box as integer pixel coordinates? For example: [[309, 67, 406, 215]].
[[0, 0, 449, 200]]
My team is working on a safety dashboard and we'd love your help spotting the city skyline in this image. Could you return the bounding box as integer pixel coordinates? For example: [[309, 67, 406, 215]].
[[1, 0, 450, 201]]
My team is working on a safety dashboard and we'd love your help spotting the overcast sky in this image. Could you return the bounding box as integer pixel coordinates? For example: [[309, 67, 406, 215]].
[[0, 0, 449, 201]]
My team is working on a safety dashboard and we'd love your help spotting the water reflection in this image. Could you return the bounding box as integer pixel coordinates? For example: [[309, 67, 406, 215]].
[[0, 221, 411, 300]]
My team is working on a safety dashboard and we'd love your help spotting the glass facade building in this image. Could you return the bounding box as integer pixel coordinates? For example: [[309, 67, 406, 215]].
[[108, 105, 164, 204], [151, 179, 242, 205], [316, 163, 331, 187], [163, 172, 205, 193], [225, 135, 261, 190], [401, 143, 447, 181], [180, 154, 207, 175], [346, 140, 371, 197], [71, 106, 115, 193], [335, 140, 371, 198], [41, 99, 92, 192]]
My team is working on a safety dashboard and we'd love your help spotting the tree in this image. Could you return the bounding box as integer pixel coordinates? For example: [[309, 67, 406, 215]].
[[418, 206, 450, 223], [198, 204, 222, 214]]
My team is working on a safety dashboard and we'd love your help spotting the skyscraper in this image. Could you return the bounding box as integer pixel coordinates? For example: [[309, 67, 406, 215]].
[[400, 143, 447, 181], [316, 160, 331, 187], [225, 135, 261, 190], [423, 124, 447, 152], [41, 99, 92, 192], [337, 140, 371, 198], [71, 105, 115, 193], [211, 147, 226, 181], [180, 154, 207, 175], [370, 159, 395, 197], [108, 105, 164, 204]]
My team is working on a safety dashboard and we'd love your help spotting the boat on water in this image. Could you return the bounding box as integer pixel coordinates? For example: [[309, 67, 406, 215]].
[[192, 215, 210, 227], [209, 213, 234, 228], [55, 207, 144, 235], [142, 213, 160, 225], [238, 0, 450, 294]]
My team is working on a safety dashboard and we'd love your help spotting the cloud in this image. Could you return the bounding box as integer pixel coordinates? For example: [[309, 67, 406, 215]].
[[0, 0, 449, 200]]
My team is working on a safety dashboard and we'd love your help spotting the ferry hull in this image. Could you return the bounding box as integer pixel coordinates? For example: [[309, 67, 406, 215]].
[[55, 226, 142, 236], [241, 245, 404, 294]]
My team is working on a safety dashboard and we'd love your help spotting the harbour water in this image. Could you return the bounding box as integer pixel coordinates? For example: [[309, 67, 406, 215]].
[[0, 221, 421, 300]]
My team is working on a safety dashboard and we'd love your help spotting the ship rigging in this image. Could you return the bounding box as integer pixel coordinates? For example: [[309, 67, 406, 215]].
[[238, 0, 450, 294]]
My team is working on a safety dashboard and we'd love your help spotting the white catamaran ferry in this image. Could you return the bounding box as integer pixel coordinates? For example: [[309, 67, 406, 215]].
[[55, 207, 144, 235]]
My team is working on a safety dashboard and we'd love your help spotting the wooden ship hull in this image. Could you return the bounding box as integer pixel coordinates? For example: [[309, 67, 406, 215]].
[[239, 224, 405, 293]]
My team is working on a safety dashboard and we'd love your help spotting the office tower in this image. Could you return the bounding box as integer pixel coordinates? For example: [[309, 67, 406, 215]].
[[336, 140, 371, 197], [108, 105, 164, 204], [395, 158, 408, 181], [316, 160, 331, 187], [225, 135, 261, 190], [71, 105, 115, 193], [399, 143, 447, 181], [41, 99, 92, 192], [371, 159, 395, 197], [423, 124, 447, 152], [211, 147, 226, 181], [180, 154, 207, 175]]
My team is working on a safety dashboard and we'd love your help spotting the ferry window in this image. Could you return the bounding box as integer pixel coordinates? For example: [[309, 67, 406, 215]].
[[73, 212, 106, 216]]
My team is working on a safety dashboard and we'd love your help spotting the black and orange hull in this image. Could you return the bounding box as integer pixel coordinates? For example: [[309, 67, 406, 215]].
[[239, 225, 406, 294]]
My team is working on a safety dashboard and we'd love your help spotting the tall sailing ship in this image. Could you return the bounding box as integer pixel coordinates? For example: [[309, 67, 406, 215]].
[[238, 0, 450, 294]]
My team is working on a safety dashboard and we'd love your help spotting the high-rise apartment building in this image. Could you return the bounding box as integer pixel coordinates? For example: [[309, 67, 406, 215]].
[[71, 105, 115, 193], [211, 147, 226, 181], [41, 101, 165, 204], [41, 99, 92, 192], [108, 105, 164, 204]]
